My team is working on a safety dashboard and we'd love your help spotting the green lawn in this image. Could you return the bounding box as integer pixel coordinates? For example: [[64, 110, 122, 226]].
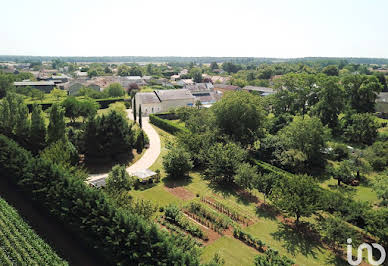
[[202, 236, 258, 266], [321, 175, 379, 204]]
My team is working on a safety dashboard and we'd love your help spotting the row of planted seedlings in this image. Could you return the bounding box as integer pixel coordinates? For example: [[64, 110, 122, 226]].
[[200, 196, 251, 225], [233, 227, 294, 265], [162, 204, 209, 241], [184, 202, 233, 235], [157, 217, 203, 247]]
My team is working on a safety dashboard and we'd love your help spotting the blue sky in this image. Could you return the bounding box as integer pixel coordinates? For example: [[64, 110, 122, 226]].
[[1, 0, 387, 58]]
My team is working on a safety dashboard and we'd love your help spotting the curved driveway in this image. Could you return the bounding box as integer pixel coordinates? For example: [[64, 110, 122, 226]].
[[87, 110, 161, 185]]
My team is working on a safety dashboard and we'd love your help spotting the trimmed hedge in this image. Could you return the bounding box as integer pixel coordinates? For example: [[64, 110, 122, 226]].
[[27, 97, 126, 111], [0, 135, 200, 265], [149, 114, 188, 135], [253, 159, 294, 178]]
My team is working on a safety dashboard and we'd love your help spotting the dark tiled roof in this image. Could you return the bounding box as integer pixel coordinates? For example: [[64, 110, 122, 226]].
[[155, 89, 194, 101], [138, 92, 160, 104]]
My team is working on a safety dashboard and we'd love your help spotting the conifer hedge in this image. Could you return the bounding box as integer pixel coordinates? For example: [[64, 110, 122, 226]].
[[0, 134, 200, 265]]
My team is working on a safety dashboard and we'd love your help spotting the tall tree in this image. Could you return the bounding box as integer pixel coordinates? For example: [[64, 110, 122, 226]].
[[212, 91, 267, 146], [342, 112, 379, 145], [139, 104, 142, 128], [313, 75, 345, 130], [234, 163, 258, 191], [271, 174, 321, 224], [29, 104, 46, 154], [342, 74, 382, 113], [62, 96, 81, 123], [278, 115, 329, 171], [47, 103, 66, 144], [133, 96, 137, 121], [105, 165, 135, 193], [204, 141, 248, 183], [163, 147, 193, 179]]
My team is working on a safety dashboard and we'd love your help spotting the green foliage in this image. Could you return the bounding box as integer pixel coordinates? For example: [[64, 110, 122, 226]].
[[317, 215, 361, 249], [117, 64, 130, 76], [364, 141, 388, 171], [277, 115, 329, 171], [331, 160, 354, 186], [204, 141, 248, 183], [105, 165, 135, 193], [0, 135, 200, 265], [372, 170, 388, 206], [164, 204, 205, 239], [211, 91, 267, 145], [188, 202, 231, 231], [341, 112, 379, 145], [233, 227, 267, 252], [234, 163, 258, 190], [41, 138, 79, 167], [190, 68, 203, 83], [29, 104, 46, 154], [84, 110, 134, 160], [49, 88, 67, 100], [105, 83, 125, 97], [254, 249, 294, 266], [163, 146, 193, 178], [312, 74, 345, 130], [342, 74, 382, 113], [47, 103, 66, 144], [149, 114, 188, 135], [327, 142, 349, 161], [61, 96, 81, 122], [271, 174, 321, 223], [321, 65, 339, 76], [0, 197, 68, 265]]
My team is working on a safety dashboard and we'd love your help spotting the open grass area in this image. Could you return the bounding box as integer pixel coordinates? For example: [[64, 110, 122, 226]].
[[320, 174, 379, 204], [201, 236, 258, 266]]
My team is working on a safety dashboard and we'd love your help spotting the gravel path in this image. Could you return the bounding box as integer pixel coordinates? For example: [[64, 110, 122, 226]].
[[87, 110, 161, 185]]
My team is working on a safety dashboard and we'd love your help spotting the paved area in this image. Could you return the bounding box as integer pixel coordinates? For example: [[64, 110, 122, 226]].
[[87, 110, 161, 186]]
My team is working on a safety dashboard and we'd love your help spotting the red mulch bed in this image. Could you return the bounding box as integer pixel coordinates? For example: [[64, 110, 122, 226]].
[[164, 186, 195, 200]]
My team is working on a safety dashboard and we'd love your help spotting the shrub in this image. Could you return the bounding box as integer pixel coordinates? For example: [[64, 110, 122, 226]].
[[163, 146, 193, 179]]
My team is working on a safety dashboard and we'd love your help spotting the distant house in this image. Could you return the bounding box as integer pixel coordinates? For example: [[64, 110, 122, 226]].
[[213, 84, 240, 93], [242, 86, 275, 96], [13, 81, 56, 93], [185, 83, 220, 105], [134, 89, 195, 116], [50, 74, 69, 83]]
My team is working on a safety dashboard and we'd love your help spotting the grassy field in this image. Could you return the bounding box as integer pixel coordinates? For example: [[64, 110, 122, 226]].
[[0, 197, 67, 265], [128, 125, 356, 266]]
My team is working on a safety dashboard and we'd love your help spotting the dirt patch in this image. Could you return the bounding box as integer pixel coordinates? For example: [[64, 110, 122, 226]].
[[164, 186, 195, 200]]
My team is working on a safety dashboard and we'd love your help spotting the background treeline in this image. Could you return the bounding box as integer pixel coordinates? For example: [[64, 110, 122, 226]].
[[2, 55, 388, 64]]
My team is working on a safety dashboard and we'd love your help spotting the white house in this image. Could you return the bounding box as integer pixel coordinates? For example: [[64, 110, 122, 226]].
[[134, 89, 195, 116]]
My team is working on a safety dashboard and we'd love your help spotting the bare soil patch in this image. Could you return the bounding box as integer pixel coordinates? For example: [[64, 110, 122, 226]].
[[164, 186, 195, 200]]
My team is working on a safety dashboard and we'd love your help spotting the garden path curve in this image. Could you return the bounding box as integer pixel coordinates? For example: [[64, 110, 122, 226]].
[[87, 109, 161, 185]]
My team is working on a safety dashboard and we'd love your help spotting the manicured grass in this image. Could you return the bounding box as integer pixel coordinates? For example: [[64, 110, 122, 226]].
[[321, 175, 379, 204], [245, 220, 348, 266], [201, 236, 258, 266], [131, 185, 182, 207]]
